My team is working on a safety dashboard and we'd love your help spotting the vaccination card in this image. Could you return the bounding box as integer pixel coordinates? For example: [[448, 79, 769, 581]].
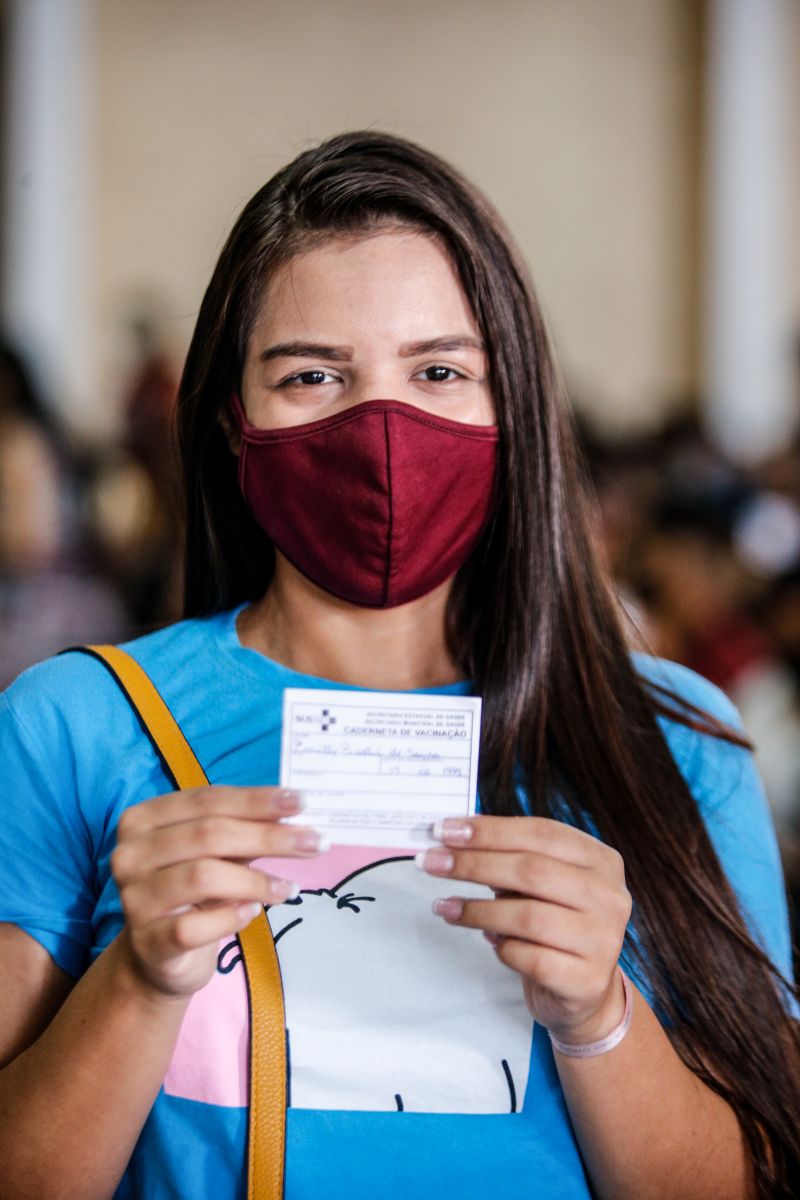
[[279, 688, 482, 849]]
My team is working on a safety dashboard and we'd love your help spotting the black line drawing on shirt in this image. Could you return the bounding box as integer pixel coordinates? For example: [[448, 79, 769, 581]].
[[501, 1058, 517, 1112], [215, 854, 533, 1115], [216, 881, 381, 972]]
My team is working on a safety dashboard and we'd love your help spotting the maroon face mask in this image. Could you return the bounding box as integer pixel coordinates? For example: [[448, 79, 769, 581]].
[[229, 395, 500, 609]]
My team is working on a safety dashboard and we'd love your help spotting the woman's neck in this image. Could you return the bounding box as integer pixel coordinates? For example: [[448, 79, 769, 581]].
[[236, 554, 463, 691]]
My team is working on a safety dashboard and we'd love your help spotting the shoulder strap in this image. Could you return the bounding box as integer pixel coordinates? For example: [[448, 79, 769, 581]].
[[79, 644, 286, 1200]]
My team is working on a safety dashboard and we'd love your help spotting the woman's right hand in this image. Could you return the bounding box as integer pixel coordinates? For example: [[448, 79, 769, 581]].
[[110, 786, 318, 998]]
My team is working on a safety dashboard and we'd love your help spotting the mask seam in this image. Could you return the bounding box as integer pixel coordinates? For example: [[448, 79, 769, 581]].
[[382, 410, 394, 607]]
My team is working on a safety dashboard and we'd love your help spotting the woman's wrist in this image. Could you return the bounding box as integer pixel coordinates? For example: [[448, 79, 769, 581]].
[[105, 931, 193, 1016], [547, 968, 631, 1054]]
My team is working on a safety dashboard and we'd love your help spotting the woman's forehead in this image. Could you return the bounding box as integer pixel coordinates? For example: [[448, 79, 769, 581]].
[[248, 229, 480, 351]]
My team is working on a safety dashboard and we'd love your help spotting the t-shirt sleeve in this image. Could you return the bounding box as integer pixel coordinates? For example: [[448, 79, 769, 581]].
[[641, 656, 797, 1013], [0, 680, 96, 978]]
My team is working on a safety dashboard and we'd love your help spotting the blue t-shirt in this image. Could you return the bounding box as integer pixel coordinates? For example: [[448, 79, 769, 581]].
[[0, 603, 794, 1200]]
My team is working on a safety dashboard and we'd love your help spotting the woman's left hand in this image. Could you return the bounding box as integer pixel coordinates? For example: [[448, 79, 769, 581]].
[[419, 816, 633, 1045]]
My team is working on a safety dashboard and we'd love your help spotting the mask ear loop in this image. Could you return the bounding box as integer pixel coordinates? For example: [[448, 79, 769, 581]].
[[216, 395, 247, 472], [228, 393, 252, 432]]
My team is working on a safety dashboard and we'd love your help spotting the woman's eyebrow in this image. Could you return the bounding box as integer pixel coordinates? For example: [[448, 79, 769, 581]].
[[259, 336, 485, 363], [398, 336, 485, 357], [260, 341, 354, 363]]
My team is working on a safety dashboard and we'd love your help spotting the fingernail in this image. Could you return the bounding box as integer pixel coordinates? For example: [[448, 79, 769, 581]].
[[415, 849, 455, 875], [238, 901, 263, 922], [293, 828, 330, 854], [432, 897, 464, 921], [432, 819, 473, 844], [269, 878, 300, 902], [483, 930, 502, 946], [276, 789, 305, 813]]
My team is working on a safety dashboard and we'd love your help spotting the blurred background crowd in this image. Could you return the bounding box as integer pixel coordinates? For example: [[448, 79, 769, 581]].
[[0, 0, 799, 955], [580, 377, 800, 951]]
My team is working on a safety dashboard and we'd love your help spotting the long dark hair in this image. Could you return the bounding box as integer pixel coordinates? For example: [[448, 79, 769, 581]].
[[176, 131, 800, 1195]]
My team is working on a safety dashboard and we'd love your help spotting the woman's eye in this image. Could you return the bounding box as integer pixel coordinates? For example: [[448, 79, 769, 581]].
[[282, 370, 339, 387], [417, 365, 462, 383]]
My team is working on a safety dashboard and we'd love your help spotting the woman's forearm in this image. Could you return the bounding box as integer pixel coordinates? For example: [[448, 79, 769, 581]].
[[555, 980, 752, 1200], [0, 932, 189, 1200]]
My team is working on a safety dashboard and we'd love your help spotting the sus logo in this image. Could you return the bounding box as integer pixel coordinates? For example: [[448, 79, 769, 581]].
[[164, 853, 533, 1115]]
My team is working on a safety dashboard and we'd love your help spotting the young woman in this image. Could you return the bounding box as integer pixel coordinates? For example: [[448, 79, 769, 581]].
[[0, 131, 797, 1200]]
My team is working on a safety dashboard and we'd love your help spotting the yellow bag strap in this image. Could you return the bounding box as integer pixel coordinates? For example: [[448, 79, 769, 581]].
[[79, 644, 286, 1200]]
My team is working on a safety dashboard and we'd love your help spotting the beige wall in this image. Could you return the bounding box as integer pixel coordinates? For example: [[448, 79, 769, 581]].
[[92, 0, 706, 434]]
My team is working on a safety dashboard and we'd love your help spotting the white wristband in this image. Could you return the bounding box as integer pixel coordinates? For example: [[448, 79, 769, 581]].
[[548, 969, 632, 1059]]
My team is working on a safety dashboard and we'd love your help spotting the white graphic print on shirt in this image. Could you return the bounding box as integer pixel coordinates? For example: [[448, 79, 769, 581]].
[[163, 845, 534, 1114]]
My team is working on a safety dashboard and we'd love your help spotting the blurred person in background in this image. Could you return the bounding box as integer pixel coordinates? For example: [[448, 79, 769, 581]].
[[638, 499, 800, 836], [0, 133, 798, 1200], [0, 342, 126, 688], [760, 567, 800, 691], [83, 307, 182, 629], [759, 566, 800, 925], [0, 343, 63, 570]]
